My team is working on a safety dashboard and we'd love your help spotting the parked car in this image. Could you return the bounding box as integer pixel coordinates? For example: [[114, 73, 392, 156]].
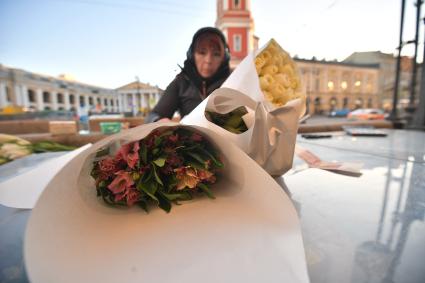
[[347, 108, 386, 120], [329, 108, 350, 117]]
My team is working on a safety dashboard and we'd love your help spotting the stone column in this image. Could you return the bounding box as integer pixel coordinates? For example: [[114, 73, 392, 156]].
[[116, 96, 120, 112], [51, 90, 58, 110], [131, 93, 137, 116], [64, 91, 70, 110], [84, 95, 89, 109], [0, 82, 8, 108], [21, 85, 29, 108], [14, 84, 22, 105], [36, 89, 44, 110]]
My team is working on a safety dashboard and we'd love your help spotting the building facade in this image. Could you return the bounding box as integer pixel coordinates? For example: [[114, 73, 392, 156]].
[[0, 64, 162, 116], [295, 58, 380, 114], [343, 51, 415, 111], [215, 0, 258, 69], [116, 81, 163, 116]]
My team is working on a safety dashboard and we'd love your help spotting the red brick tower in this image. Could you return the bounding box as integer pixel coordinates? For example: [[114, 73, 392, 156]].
[[216, 0, 258, 69]]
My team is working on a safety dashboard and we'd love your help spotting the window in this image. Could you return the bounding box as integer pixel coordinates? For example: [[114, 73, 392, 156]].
[[79, 95, 85, 107], [28, 89, 36, 103], [57, 93, 64, 103], [233, 34, 242, 52], [43, 91, 50, 103], [233, 0, 241, 9], [5, 86, 11, 102], [69, 94, 75, 104]]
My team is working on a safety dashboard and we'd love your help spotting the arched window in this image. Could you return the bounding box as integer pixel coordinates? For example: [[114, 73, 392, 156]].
[[69, 94, 75, 104]]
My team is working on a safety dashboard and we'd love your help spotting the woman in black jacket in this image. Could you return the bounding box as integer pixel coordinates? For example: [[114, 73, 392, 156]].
[[146, 27, 231, 123]]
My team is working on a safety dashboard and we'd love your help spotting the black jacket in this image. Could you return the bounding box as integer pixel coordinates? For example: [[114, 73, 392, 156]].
[[146, 69, 229, 122], [146, 27, 230, 123]]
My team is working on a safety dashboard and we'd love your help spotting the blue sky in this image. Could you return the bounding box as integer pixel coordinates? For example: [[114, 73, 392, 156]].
[[0, 0, 421, 89]]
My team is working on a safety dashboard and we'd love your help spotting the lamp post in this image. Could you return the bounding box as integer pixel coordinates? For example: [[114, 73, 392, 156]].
[[391, 0, 406, 125], [406, 0, 423, 123]]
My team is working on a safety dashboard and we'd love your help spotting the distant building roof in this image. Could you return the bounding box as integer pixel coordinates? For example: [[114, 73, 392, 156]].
[[116, 81, 162, 91], [343, 51, 395, 65], [0, 64, 115, 92], [294, 58, 380, 69]]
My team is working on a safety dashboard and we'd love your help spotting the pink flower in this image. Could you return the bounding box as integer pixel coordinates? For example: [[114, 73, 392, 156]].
[[98, 157, 116, 176], [166, 153, 182, 167], [108, 170, 134, 195], [168, 134, 179, 143], [197, 169, 216, 183], [190, 133, 203, 142], [114, 187, 141, 206], [115, 141, 140, 169]]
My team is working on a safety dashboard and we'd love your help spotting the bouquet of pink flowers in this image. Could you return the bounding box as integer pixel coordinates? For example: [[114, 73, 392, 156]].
[[90, 128, 223, 213]]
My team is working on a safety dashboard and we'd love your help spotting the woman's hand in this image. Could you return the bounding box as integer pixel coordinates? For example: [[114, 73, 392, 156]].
[[158, 118, 171, 123]]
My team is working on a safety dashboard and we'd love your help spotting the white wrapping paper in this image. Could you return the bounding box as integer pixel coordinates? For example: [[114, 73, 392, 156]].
[[182, 39, 305, 176], [0, 144, 91, 209], [25, 122, 310, 283]]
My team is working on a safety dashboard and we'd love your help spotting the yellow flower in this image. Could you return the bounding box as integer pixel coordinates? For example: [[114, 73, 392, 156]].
[[174, 167, 200, 190]]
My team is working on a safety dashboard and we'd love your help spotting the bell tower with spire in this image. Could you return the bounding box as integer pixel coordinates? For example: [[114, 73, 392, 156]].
[[215, 0, 258, 69]]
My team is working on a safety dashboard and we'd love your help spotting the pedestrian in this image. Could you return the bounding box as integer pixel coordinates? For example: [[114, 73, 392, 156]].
[[146, 27, 231, 123]]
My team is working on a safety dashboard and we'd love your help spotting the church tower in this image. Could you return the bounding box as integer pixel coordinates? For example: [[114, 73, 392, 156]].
[[215, 0, 258, 69]]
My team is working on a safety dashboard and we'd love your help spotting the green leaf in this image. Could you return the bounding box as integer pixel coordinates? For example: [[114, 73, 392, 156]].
[[153, 157, 166, 167], [151, 164, 164, 186], [197, 183, 216, 199], [198, 147, 224, 168], [137, 199, 149, 213], [162, 191, 192, 201], [31, 141, 76, 153], [137, 180, 158, 202], [154, 137, 162, 147], [185, 152, 205, 164], [95, 147, 110, 158], [186, 160, 206, 170], [140, 143, 148, 164], [157, 192, 172, 213]]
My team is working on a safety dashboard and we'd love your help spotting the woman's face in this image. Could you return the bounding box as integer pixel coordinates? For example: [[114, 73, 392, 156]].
[[194, 34, 225, 79]]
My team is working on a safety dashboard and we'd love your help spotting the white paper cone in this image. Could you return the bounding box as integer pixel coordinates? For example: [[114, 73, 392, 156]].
[[182, 39, 305, 176], [25, 122, 309, 283], [0, 144, 91, 209]]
